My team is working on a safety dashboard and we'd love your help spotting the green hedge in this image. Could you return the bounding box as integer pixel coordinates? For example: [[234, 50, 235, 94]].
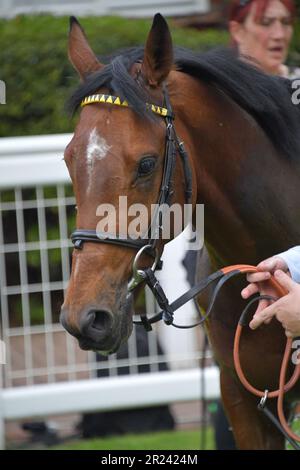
[[0, 14, 299, 138], [0, 15, 228, 137]]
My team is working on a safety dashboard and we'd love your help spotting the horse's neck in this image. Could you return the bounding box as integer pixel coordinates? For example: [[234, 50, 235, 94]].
[[177, 79, 300, 266]]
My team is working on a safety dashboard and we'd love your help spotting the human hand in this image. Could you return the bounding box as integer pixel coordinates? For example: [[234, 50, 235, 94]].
[[249, 270, 300, 338], [241, 256, 289, 319]]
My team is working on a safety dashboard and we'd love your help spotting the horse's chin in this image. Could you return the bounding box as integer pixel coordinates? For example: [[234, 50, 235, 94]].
[[102, 317, 133, 356], [78, 322, 132, 355], [94, 331, 131, 356], [93, 321, 133, 356]]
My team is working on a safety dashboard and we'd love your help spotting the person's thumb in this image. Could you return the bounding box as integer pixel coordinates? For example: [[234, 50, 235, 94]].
[[257, 257, 288, 273], [273, 269, 295, 293]]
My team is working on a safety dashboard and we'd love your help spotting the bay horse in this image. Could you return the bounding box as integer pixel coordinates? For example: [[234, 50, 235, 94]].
[[60, 14, 300, 449]]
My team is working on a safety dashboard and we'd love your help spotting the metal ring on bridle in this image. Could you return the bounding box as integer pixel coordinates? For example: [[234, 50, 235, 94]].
[[132, 244, 159, 280], [128, 244, 159, 292]]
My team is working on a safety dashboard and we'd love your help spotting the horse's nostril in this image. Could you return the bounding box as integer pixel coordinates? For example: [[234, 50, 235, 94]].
[[90, 310, 113, 332], [78, 309, 114, 345]]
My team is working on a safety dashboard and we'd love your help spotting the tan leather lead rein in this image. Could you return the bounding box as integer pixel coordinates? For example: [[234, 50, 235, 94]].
[[221, 265, 300, 444], [125, 255, 300, 446]]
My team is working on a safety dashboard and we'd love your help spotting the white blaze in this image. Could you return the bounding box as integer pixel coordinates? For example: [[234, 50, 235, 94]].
[[86, 128, 111, 191]]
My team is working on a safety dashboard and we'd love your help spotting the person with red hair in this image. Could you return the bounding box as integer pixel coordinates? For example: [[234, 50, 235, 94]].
[[228, 0, 298, 76]]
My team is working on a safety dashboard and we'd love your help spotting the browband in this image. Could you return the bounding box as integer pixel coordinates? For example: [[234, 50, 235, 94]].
[[80, 94, 172, 118]]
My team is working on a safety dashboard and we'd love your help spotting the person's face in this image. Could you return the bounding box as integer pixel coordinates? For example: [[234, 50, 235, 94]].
[[230, 0, 293, 74]]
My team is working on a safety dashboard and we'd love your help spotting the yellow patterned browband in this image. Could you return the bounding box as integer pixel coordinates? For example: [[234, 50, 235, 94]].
[[80, 94, 171, 118]]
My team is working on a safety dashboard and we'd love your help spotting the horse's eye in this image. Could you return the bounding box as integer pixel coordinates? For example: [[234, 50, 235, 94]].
[[138, 157, 156, 176]]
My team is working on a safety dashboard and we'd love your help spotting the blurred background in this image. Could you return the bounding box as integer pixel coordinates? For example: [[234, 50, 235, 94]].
[[0, 0, 299, 451]]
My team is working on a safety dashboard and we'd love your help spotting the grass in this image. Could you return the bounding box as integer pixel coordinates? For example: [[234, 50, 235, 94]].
[[286, 415, 300, 450], [52, 429, 215, 450], [52, 417, 300, 451]]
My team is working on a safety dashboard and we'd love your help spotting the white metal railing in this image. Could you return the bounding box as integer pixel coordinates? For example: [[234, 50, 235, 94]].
[[2, 368, 220, 420], [0, 134, 71, 188], [0, 0, 210, 19], [0, 133, 218, 449]]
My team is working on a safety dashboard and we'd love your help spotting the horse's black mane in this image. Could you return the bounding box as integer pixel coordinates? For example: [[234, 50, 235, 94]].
[[68, 47, 300, 160]]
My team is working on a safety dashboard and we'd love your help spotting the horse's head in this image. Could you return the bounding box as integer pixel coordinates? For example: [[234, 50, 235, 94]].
[[61, 15, 193, 354]]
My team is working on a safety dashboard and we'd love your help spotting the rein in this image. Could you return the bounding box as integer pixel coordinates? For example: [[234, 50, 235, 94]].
[[133, 261, 300, 449], [70, 88, 300, 449]]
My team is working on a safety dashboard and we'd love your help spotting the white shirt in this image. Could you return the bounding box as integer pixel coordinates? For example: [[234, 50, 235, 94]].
[[277, 246, 300, 283]]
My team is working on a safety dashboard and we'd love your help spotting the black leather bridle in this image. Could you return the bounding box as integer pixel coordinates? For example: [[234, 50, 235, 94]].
[[68, 88, 260, 335], [71, 87, 193, 253], [70, 89, 247, 333], [70, 86, 195, 326]]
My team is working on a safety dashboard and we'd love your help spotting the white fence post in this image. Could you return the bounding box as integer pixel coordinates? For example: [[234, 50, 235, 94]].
[[156, 229, 200, 369]]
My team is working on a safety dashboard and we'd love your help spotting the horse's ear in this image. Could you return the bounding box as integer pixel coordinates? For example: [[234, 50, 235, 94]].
[[141, 14, 173, 87], [68, 16, 103, 80]]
